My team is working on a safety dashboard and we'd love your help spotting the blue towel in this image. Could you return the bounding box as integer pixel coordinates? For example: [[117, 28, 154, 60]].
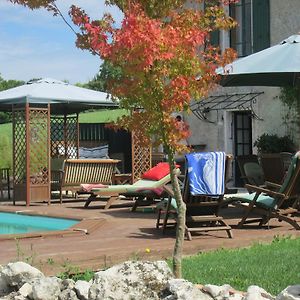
[[186, 152, 226, 196]]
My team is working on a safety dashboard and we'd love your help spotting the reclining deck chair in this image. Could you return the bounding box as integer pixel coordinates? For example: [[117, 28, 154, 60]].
[[157, 152, 233, 241], [86, 163, 180, 210], [228, 152, 300, 230], [236, 155, 265, 186], [260, 153, 285, 184]]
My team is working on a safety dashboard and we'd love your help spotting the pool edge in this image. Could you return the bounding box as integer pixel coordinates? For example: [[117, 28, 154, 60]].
[[0, 209, 106, 240]]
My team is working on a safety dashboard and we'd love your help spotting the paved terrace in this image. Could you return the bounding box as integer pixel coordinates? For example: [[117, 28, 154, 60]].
[[0, 196, 299, 275]]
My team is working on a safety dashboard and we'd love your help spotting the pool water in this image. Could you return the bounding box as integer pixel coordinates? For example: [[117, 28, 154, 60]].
[[0, 212, 79, 235]]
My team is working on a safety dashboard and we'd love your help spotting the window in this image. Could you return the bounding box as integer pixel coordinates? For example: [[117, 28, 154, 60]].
[[230, 0, 270, 57]]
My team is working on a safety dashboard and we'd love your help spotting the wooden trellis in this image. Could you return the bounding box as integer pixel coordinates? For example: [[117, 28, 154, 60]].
[[13, 104, 50, 205], [131, 131, 152, 183], [50, 115, 79, 159]]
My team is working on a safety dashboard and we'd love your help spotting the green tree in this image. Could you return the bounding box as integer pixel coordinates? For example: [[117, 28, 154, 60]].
[[84, 61, 122, 92], [0, 75, 24, 123]]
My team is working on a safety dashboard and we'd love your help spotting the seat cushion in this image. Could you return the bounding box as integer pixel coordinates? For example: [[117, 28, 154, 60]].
[[156, 198, 178, 210], [232, 193, 277, 209], [141, 162, 171, 181]]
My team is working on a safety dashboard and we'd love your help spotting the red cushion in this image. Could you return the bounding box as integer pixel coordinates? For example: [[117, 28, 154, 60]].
[[141, 162, 172, 181]]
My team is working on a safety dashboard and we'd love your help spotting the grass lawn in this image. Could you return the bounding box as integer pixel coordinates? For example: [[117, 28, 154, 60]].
[[65, 237, 300, 296], [181, 236, 300, 295], [79, 108, 129, 123], [0, 123, 12, 168]]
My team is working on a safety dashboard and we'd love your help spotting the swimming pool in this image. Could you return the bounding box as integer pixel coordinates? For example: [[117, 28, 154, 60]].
[[0, 212, 79, 235]]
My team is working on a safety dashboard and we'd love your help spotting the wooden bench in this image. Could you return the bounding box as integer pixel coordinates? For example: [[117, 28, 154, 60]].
[[51, 159, 120, 204]]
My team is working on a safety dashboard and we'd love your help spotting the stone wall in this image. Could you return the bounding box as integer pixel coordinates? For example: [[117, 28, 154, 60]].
[[0, 261, 298, 300]]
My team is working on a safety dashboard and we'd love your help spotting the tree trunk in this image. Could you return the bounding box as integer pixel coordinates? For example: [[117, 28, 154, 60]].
[[166, 149, 186, 278]]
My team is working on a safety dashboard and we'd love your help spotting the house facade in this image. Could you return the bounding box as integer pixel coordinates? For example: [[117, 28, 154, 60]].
[[185, 0, 300, 184]]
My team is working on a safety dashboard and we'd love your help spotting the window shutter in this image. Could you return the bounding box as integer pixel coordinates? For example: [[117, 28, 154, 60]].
[[252, 0, 270, 53], [204, 0, 220, 46], [210, 30, 220, 46]]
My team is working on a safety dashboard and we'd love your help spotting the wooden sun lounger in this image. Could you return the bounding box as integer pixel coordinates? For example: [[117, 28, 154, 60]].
[[86, 169, 180, 210]]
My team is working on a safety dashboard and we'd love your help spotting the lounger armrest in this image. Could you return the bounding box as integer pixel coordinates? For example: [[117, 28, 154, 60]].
[[245, 184, 285, 198], [264, 181, 281, 190]]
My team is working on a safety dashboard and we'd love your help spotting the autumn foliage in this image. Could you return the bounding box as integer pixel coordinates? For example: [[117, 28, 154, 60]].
[[68, 2, 237, 152]]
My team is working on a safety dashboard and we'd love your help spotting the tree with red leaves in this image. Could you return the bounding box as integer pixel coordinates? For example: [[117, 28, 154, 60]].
[[8, 0, 237, 277]]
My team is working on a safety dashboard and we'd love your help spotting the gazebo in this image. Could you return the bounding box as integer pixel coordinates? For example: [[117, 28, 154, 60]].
[[0, 78, 118, 205]]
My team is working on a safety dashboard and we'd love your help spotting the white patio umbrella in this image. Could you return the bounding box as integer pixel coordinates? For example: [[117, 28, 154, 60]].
[[218, 34, 300, 87], [0, 78, 117, 114]]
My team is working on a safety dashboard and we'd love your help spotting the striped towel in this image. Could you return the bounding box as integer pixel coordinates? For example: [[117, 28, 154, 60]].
[[186, 152, 226, 196]]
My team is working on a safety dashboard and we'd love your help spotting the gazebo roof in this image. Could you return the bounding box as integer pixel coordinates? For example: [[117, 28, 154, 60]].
[[0, 78, 118, 114]]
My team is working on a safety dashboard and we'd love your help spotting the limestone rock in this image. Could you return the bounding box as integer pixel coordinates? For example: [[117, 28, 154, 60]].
[[61, 279, 75, 291], [59, 289, 79, 300], [244, 285, 275, 300], [161, 279, 213, 300], [74, 280, 91, 300], [0, 272, 11, 296], [89, 260, 174, 300], [31, 277, 61, 300], [276, 285, 300, 300], [204, 284, 233, 299], [1, 262, 43, 288], [0, 291, 23, 300], [18, 282, 33, 298]]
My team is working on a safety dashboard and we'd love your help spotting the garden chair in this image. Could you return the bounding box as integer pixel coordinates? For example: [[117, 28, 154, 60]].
[[236, 155, 265, 186], [157, 152, 233, 241], [229, 152, 300, 230], [0, 167, 10, 200], [260, 153, 285, 184], [86, 162, 180, 210]]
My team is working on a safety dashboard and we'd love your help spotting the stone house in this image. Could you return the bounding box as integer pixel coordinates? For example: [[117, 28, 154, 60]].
[[184, 0, 300, 184]]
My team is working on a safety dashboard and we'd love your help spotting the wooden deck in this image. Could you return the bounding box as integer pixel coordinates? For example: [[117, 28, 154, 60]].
[[0, 195, 299, 275]]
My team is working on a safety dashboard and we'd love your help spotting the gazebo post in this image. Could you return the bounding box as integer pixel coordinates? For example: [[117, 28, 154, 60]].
[[25, 103, 30, 206], [47, 104, 51, 204], [76, 113, 79, 159], [64, 113, 68, 159]]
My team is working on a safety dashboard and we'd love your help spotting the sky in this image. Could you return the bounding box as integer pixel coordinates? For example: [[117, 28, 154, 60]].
[[0, 0, 123, 84]]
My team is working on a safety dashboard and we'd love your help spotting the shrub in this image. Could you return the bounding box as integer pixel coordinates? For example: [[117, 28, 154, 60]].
[[254, 133, 295, 154]]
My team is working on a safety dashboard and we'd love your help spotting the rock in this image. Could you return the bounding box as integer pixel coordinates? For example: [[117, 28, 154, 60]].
[[0, 291, 22, 300], [1, 262, 43, 288], [244, 285, 275, 300], [204, 284, 233, 299], [31, 277, 61, 300], [0, 272, 11, 296], [161, 279, 213, 300], [18, 282, 32, 298], [74, 280, 91, 300], [89, 260, 174, 300], [229, 294, 244, 300], [61, 279, 75, 291], [59, 289, 79, 300], [276, 285, 300, 300]]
